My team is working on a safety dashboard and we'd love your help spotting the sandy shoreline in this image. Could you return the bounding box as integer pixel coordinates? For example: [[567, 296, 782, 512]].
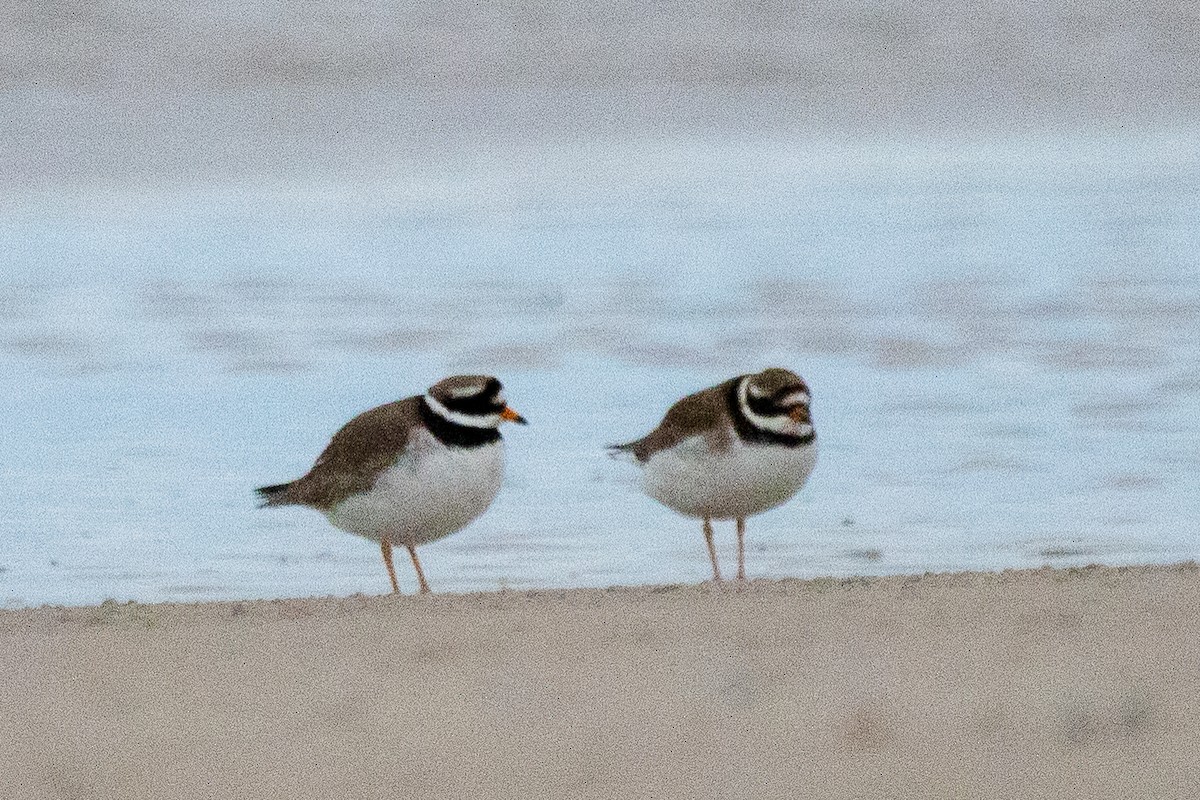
[[3, 563, 1199, 798]]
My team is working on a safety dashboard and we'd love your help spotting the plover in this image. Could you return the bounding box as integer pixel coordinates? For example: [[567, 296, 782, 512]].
[[256, 375, 526, 594], [610, 368, 817, 582]]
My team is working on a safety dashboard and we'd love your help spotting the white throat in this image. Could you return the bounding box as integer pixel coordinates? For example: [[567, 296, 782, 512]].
[[423, 393, 500, 429]]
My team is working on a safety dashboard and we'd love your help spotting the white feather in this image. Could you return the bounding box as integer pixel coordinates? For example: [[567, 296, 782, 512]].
[[638, 431, 817, 520], [780, 390, 810, 406], [325, 428, 504, 545], [447, 382, 489, 399], [423, 392, 501, 429]]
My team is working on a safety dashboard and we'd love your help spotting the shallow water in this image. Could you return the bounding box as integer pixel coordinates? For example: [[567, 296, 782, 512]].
[[2, 133, 1198, 606]]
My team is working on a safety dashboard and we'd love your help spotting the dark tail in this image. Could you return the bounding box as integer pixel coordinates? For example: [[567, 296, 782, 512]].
[[606, 442, 639, 462], [255, 482, 294, 508]]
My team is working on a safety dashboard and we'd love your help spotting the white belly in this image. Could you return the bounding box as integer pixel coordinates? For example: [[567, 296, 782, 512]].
[[326, 432, 505, 546], [640, 434, 817, 520]]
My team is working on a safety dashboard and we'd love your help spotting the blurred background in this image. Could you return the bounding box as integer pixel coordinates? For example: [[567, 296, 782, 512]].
[[2, 1, 1198, 606]]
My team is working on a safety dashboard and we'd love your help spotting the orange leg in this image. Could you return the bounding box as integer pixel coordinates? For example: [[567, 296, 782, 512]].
[[406, 544, 431, 594], [703, 517, 723, 582], [380, 539, 400, 594], [736, 517, 747, 581]]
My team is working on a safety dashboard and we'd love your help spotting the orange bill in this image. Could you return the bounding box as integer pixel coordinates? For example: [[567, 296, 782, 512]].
[[500, 406, 528, 425]]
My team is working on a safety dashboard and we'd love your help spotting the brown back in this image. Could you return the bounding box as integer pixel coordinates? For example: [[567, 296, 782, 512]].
[[283, 396, 422, 510], [613, 378, 738, 462]]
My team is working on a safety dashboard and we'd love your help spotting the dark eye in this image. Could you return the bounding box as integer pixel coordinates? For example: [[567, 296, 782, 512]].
[[443, 388, 502, 415]]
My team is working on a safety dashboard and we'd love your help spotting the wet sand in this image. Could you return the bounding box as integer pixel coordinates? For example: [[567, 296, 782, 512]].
[[3, 563, 1198, 798]]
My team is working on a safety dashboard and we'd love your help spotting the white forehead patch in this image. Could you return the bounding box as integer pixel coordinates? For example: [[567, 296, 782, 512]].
[[780, 391, 810, 406], [747, 382, 769, 399], [448, 383, 487, 399]]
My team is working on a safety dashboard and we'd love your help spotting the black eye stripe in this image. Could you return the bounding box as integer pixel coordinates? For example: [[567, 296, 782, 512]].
[[728, 381, 816, 448], [745, 394, 782, 416], [441, 393, 504, 415], [745, 386, 807, 415]]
